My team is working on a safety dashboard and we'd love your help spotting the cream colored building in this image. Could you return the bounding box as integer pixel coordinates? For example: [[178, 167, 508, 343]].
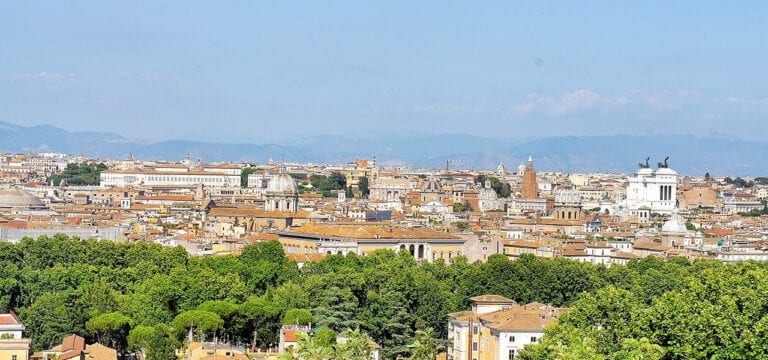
[[0, 311, 30, 360], [448, 295, 566, 360], [100, 169, 240, 188], [279, 222, 466, 262]]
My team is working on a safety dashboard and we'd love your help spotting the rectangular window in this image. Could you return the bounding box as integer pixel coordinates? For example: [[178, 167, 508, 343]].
[[509, 336, 515, 342], [509, 349, 515, 359], [473, 342, 478, 351], [531, 336, 538, 343], [473, 326, 478, 335]]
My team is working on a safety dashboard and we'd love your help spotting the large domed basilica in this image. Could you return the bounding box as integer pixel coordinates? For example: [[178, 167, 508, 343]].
[[0, 188, 47, 210], [264, 166, 299, 212]]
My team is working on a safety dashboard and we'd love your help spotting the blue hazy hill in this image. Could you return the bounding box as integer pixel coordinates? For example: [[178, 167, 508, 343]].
[[0, 120, 764, 176]]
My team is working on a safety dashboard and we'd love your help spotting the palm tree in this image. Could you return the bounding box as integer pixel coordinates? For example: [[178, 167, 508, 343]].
[[407, 328, 439, 360], [338, 328, 376, 360], [295, 332, 334, 360]]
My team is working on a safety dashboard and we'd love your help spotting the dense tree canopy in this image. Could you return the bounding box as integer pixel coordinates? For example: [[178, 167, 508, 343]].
[[300, 174, 347, 197], [475, 175, 512, 198], [5, 235, 768, 359], [240, 167, 261, 187], [358, 176, 370, 198], [48, 162, 107, 186]]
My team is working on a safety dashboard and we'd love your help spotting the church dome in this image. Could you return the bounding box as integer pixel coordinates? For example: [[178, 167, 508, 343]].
[[478, 187, 498, 200], [555, 188, 582, 204], [266, 170, 298, 195], [423, 177, 442, 192], [517, 162, 526, 176], [496, 162, 506, 175], [662, 209, 688, 234], [0, 188, 46, 208]]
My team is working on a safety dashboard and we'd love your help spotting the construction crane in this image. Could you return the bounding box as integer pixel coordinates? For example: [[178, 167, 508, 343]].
[[444, 159, 466, 171]]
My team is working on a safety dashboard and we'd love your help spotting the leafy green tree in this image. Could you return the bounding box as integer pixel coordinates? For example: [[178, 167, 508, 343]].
[[236, 296, 281, 348], [240, 241, 298, 294], [284, 309, 314, 325], [128, 325, 154, 360], [314, 328, 337, 348], [86, 312, 133, 355], [240, 167, 259, 187], [309, 174, 347, 197], [197, 300, 238, 325], [453, 221, 469, 231], [312, 286, 360, 331], [295, 331, 334, 360], [475, 175, 512, 198], [170, 310, 224, 341], [49, 162, 108, 186], [328, 172, 347, 189], [358, 176, 370, 198], [271, 282, 310, 311], [338, 328, 377, 360], [129, 324, 177, 360], [612, 338, 665, 360], [453, 202, 473, 212], [407, 328, 440, 360]]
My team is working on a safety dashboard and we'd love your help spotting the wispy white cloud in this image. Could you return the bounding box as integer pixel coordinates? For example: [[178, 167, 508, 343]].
[[8, 72, 76, 82], [714, 96, 768, 106], [514, 89, 614, 115], [408, 101, 493, 115], [514, 88, 704, 115], [551, 89, 604, 115]]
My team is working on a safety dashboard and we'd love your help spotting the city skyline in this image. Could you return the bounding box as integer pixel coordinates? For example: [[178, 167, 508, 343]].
[[2, 2, 767, 143]]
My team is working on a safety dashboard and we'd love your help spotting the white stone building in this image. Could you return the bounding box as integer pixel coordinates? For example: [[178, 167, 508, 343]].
[[264, 166, 299, 212], [100, 169, 239, 188], [623, 160, 678, 216]]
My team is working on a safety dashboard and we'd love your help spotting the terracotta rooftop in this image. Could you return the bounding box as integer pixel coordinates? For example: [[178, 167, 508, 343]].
[[470, 295, 516, 303], [286, 253, 328, 263], [283, 329, 301, 343], [612, 250, 639, 259], [103, 169, 232, 175], [504, 240, 540, 249], [208, 207, 311, 219], [705, 228, 735, 236], [283, 223, 459, 240], [0, 311, 22, 325], [453, 301, 567, 332]]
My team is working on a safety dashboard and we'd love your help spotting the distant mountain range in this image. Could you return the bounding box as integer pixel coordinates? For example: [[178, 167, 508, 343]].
[[1, 120, 765, 176]]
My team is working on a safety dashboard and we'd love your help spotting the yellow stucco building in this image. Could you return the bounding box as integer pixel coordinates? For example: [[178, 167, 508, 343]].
[[0, 311, 30, 360]]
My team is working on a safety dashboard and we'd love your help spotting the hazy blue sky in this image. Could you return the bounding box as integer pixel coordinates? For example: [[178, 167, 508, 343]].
[[1, 1, 767, 143]]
